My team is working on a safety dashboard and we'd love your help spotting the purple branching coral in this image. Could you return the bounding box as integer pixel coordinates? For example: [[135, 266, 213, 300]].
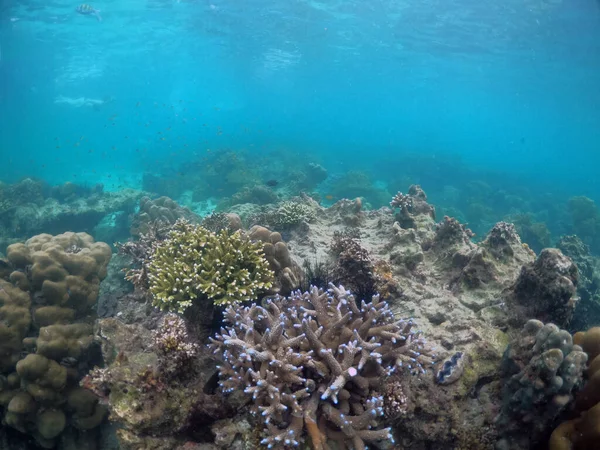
[[209, 284, 432, 450]]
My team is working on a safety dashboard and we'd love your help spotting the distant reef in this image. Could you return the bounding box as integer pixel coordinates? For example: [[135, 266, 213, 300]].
[[2, 184, 599, 450]]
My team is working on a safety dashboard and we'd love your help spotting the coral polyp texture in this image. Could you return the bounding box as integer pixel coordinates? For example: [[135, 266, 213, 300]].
[[147, 219, 274, 312], [210, 284, 432, 450], [0, 232, 111, 448]]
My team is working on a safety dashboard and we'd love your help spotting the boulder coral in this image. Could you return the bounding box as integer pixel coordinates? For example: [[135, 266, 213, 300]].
[[130, 195, 198, 237], [248, 225, 300, 295], [549, 326, 600, 449], [496, 319, 588, 450], [0, 231, 111, 448]]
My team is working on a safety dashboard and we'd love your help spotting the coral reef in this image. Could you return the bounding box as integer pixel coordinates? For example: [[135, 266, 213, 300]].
[[225, 185, 279, 207], [84, 317, 236, 449], [0, 183, 141, 248], [506, 248, 579, 328], [329, 229, 381, 300], [200, 212, 243, 233], [130, 196, 198, 237], [509, 213, 552, 254], [153, 314, 199, 379], [0, 181, 581, 450], [282, 186, 542, 448], [147, 220, 273, 312], [548, 326, 600, 449], [568, 195, 600, 254], [495, 319, 588, 450], [431, 216, 475, 252], [271, 201, 317, 228], [247, 199, 318, 230], [558, 235, 600, 331], [210, 284, 432, 449], [290, 162, 328, 192], [390, 185, 436, 230], [117, 220, 173, 296], [0, 231, 112, 448], [247, 225, 301, 295]]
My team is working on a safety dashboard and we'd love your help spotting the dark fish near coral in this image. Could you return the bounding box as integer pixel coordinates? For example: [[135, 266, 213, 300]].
[[265, 179, 278, 187], [75, 4, 102, 21]]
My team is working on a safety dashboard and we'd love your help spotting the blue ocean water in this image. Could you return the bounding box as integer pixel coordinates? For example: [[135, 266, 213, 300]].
[[1, 0, 600, 224]]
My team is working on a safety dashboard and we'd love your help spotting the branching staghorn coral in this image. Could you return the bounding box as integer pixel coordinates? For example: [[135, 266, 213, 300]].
[[210, 284, 432, 450], [273, 201, 316, 227], [147, 220, 274, 312], [390, 192, 413, 211], [250, 201, 317, 229]]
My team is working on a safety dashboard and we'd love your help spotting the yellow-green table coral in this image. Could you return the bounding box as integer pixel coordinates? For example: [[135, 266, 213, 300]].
[[147, 220, 273, 312]]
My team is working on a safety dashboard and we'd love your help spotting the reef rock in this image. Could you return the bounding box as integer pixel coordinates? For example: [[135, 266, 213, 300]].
[[506, 247, 579, 328], [278, 185, 569, 449]]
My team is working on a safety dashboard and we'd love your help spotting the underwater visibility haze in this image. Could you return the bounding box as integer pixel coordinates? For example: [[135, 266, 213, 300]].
[[1, 0, 600, 449]]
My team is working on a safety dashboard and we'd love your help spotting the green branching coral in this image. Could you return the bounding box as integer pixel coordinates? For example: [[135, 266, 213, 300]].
[[147, 220, 274, 312], [273, 201, 316, 227]]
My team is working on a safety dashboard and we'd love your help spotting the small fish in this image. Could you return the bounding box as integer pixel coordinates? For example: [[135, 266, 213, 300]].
[[75, 4, 102, 21], [265, 179, 279, 187]]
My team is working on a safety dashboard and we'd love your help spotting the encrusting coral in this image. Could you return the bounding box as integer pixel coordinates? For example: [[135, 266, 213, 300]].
[[210, 283, 432, 450], [147, 219, 274, 312]]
